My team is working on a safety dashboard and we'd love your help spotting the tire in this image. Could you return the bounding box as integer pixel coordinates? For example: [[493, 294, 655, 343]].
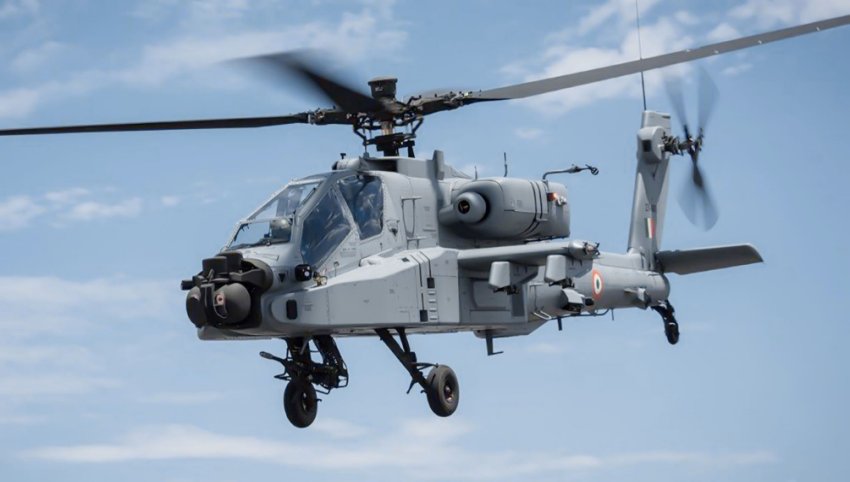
[[283, 380, 318, 428], [665, 321, 680, 345], [425, 365, 459, 417]]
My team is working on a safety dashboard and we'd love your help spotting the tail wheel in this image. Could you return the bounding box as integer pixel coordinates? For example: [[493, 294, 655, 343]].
[[665, 321, 680, 345], [283, 380, 318, 428], [425, 365, 460, 417]]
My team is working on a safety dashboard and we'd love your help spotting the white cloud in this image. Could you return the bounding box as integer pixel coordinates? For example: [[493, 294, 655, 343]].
[[0, 189, 153, 230], [0, 0, 39, 20], [0, 275, 177, 339], [572, 0, 662, 38], [20, 420, 777, 479], [133, 0, 267, 26], [0, 413, 47, 425], [0, 88, 41, 118], [722, 62, 753, 76], [141, 391, 224, 405], [0, 195, 45, 231], [499, 0, 850, 117], [673, 10, 700, 26], [187, 0, 251, 21], [117, 9, 406, 88], [706, 23, 741, 42], [10, 41, 66, 73], [729, 0, 850, 27], [0, 374, 118, 398], [525, 341, 566, 355], [0, 2, 407, 118], [0, 345, 94, 367], [64, 197, 143, 221], [514, 127, 544, 140], [607, 450, 778, 468], [310, 417, 370, 439], [0, 275, 175, 423], [44, 187, 91, 205], [130, 0, 179, 21], [517, 15, 694, 115], [160, 195, 181, 207]]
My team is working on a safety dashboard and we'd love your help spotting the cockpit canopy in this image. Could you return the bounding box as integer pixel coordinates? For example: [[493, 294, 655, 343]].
[[227, 173, 384, 268], [228, 177, 324, 250]]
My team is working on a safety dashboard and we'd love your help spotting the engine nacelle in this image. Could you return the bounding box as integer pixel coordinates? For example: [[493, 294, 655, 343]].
[[440, 178, 570, 241]]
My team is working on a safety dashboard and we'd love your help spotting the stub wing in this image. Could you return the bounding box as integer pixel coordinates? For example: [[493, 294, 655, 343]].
[[457, 240, 599, 270], [656, 244, 763, 275]]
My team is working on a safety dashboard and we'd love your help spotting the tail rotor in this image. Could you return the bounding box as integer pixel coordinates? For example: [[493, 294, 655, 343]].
[[664, 67, 719, 230]]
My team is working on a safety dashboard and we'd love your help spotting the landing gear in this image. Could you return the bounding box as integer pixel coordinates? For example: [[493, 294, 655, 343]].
[[283, 379, 317, 428], [376, 328, 460, 417], [261, 329, 459, 426], [652, 301, 679, 345], [426, 365, 459, 416], [260, 335, 348, 428], [664, 319, 680, 345]]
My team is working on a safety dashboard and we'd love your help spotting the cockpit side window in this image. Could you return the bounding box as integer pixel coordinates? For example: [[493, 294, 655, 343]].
[[300, 191, 352, 266], [337, 175, 383, 239]]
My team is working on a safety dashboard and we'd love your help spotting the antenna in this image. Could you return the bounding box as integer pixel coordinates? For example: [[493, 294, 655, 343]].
[[635, 0, 647, 111], [503, 152, 509, 176]]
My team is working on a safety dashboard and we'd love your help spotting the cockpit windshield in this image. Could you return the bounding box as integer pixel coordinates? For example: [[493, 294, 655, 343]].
[[227, 178, 323, 250]]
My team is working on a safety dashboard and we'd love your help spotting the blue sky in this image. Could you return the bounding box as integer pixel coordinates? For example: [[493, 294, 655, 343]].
[[1, 0, 850, 481]]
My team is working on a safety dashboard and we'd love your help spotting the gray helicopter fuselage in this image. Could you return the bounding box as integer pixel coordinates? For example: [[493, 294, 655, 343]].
[[197, 146, 669, 342], [179, 110, 761, 427]]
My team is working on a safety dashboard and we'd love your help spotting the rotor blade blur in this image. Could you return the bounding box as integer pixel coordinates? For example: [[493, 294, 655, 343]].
[[679, 163, 719, 230], [472, 14, 850, 101], [664, 75, 690, 136], [697, 67, 718, 132], [692, 159, 704, 187], [0, 114, 311, 136], [239, 51, 386, 114]]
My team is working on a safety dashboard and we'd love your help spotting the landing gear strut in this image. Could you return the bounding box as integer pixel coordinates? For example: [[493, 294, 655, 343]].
[[376, 328, 460, 417], [260, 335, 348, 428], [652, 301, 679, 345]]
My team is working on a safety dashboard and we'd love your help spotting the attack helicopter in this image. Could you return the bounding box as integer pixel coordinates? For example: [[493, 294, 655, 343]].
[[2, 14, 849, 428]]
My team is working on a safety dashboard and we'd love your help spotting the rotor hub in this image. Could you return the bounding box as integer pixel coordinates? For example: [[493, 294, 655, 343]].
[[368, 76, 398, 101]]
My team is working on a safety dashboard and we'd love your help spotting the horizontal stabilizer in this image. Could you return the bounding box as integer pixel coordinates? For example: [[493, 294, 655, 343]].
[[656, 244, 763, 275]]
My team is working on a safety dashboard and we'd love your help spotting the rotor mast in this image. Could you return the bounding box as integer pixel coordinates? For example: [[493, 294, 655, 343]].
[[364, 76, 418, 157]]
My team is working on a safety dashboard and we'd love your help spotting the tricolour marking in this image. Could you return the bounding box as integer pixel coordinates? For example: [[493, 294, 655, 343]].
[[646, 216, 655, 240], [591, 269, 604, 300]]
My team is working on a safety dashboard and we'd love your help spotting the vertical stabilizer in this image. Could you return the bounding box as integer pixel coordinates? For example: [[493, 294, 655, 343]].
[[628, 111, 673, 269]]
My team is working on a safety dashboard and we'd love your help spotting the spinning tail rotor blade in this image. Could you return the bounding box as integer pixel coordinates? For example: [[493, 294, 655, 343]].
[[697, 67, 718, 133], [665, 75, 691, 138], [667, 67, 720, 230], [679, 164, 719, 230]]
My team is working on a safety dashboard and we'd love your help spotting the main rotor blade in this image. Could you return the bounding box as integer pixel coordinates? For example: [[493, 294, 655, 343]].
[[0, 114, 311, 136], [239, 52, 386, 114], [473, 14, 850, 101]]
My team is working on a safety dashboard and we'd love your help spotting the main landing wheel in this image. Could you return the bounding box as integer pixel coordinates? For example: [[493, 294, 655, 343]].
[[283, 379, 318, 428], [665, 321, 680, 345], [426, 365, 460, 417]]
